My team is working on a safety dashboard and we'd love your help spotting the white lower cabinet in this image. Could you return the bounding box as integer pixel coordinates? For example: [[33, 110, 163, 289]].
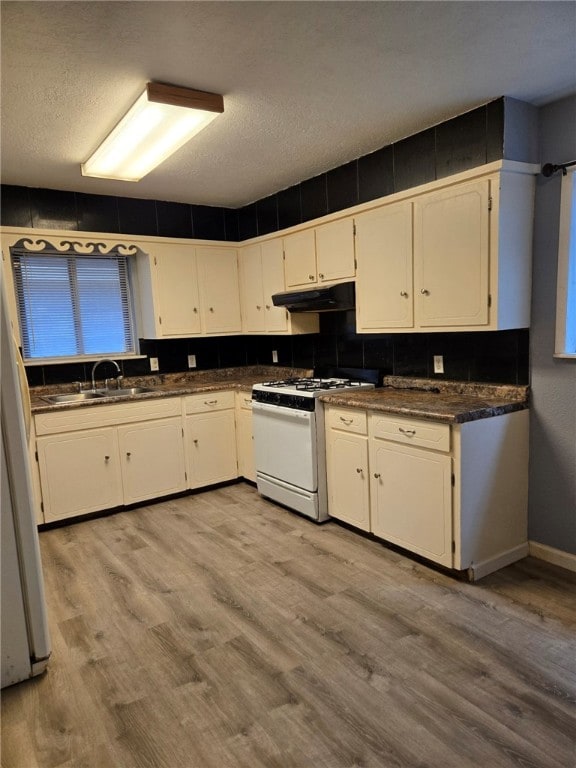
[[37, 428, 123, 522], [325, 407, 370, 530], [118, 418, 186, 505], [35, 398, 186, 523], [235, 392, 256, 482], [184, 391, 238, 488], [325, 404, 529, 579], [369, 438, 452, 568]]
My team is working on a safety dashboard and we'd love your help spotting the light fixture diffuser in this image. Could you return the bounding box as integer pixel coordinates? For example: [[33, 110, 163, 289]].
[[81, 83, 224, 181]]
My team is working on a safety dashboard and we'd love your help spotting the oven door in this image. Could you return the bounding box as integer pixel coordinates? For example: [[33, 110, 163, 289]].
[[252, 401, 317, 492]]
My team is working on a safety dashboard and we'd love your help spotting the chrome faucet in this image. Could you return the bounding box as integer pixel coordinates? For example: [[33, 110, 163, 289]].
[[91, 359, 120, 391]]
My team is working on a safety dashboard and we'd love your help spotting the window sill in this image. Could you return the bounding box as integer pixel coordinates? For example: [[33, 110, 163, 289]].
[[24, 354, 148, 367], [553, 352, 576, 360]]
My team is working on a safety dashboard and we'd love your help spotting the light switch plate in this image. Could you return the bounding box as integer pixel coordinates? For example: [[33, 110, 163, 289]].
[[188, 354, 197, 368], [150, 357, 159, 372], [272, 350, 278, 363], [433, 355, 444, 374]]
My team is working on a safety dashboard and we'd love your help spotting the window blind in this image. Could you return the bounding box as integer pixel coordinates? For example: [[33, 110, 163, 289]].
[[11, 249, 136, 361]]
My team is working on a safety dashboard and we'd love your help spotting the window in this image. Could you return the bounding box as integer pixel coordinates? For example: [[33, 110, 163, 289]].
[[555, 167, 576, 357], [11, 248, 137, 362]]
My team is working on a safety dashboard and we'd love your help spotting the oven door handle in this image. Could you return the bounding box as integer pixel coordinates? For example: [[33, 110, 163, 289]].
[[252, 401, 313, 420]]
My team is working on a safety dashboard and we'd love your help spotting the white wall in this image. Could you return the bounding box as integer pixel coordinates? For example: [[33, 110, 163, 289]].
[[529, 94, 576, 554]]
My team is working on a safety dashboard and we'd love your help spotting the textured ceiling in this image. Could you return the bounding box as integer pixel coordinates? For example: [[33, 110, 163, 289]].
[[1, 1, 575, 208]]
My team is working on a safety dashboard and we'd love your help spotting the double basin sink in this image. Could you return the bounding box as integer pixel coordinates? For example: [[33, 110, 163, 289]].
[[43, 387, 157, 404]]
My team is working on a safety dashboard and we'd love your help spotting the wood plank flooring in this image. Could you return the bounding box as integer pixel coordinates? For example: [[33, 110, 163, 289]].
[[2, 482, 575, 768]]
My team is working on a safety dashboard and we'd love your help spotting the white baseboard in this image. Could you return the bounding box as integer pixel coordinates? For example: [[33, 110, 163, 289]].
[[469, 543, 529, 581], [528, 541, 576, 574]]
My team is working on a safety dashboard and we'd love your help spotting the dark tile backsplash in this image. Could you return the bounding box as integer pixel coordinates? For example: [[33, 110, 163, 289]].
[[24, 326, 529, 388], [277, 185, 302, 230], [191, 205, 226, 240], [31, 188, 78, 230], [327, 159, 359, 213], [118, 197, 158, 236], [156, 200, 193, 239], [76, 192, 120, 234], [393, 128, 437, 193]]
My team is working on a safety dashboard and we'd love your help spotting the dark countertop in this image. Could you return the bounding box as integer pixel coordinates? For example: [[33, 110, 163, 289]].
[[30, 366, 312, 414], [319, 376, 529, 424]]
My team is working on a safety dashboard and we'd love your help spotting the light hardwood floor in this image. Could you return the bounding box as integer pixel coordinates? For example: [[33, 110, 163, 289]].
[[2, 482, 575, 768]]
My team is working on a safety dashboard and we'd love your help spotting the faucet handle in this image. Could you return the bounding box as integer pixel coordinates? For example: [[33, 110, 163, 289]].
[[72, 381, 82, 393], [116, 375, 124, 390]]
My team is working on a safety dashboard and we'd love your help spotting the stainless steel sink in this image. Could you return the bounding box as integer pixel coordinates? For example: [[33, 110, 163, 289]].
[[42, 391, 106, 404], [107, 387, 157, 396], [42, 386, 158, 404]]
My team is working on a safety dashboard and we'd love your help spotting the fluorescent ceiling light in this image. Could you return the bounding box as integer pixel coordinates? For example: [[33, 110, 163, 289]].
[[81, 83, 224, 181]]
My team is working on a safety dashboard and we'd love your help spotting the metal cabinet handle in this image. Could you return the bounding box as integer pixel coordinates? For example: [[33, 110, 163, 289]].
[[126, 452, 131, 458], [193, 307, 198, 313], [420, 289, 430, 295], [104, 455, 110, 461], [256, 305, 262, 310], [244, 398, 252, 405], [373, 473, 381, 479], [309, 274, 315, 280], [204, 399, 218, 405], [209, 307, 215, 312], [399, 427, 416, 436], [339, 416, 353, 425], [356, 468, 363, 474], [265, 305, 271, 310], [400, 291, 408, 297], [318, 273, 324, 279], [193, 439, 198, 445]]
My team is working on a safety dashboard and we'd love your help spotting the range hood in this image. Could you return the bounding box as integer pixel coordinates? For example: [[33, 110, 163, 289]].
[[272, 281, 355, 313]]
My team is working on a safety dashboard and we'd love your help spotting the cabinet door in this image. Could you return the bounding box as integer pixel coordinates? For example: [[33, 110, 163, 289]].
[[355, 202, 413, 331], [284, 230, 317, 288], [414, 181, 489, 328], [37, 428, 122, 522], [239, 244, 266, 333], [326, 430, 370, 530], [153, 243, 201, 336], [316, 218, 356, 283], [185, 410, 238, 488], [197, 248, 242, 333], [261, 239, 289, 332], [370, 439, 453, 567], [118, 418, 186, 505], [236, 403, 256, 482]]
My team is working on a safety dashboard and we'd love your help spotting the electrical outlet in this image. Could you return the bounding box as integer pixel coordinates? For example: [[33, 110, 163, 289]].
[[433, 355, 444, 374], [188, 354, 197, 369], [149, 357, 159, 372], [272, 350, 278, 363]]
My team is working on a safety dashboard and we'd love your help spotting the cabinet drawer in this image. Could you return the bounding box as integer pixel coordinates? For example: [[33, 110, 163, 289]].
[[184, 390, 235, 414], [369, 413, 450, 452], [35, 397, 182, 435], [326, 407, 367, 435], [236, 392, 253, 411]]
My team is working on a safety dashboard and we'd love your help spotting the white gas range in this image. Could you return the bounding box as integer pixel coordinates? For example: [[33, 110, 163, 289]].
[[252, 373, 376, 522]]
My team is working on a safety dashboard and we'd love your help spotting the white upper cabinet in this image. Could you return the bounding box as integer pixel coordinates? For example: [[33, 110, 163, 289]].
[[196, 247, 242, 334], [315, 218, 356, 283], [414, 180, 489, 328], [283, 229, 317, 288], [138, 242, 201, 338], [239, 238, 318, 335], [261, 239, 290, 332], [138, 243, 240, 338], [284, 218, 356, 289], [355, 168, 534, 333], [355, 202, 414, 331]]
